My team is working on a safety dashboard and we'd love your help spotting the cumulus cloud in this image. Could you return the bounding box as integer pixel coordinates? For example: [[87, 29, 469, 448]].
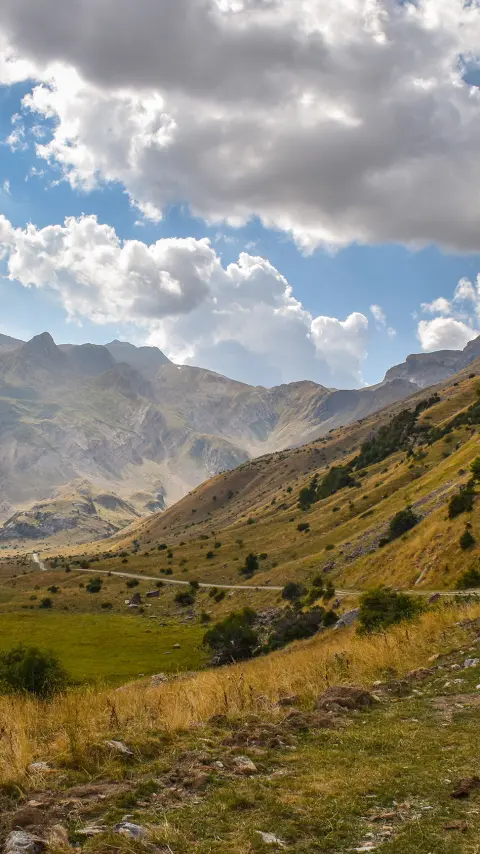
[[0, 213, 369, 387], [1, 1, 480, 250], [417, 274, 480, 352]]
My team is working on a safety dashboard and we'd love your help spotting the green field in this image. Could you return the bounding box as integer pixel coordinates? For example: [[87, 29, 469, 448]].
[[0, 611, 207, 684]]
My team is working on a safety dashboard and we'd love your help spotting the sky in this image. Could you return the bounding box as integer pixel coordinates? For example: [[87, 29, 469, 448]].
[[1, 1, 480, 389]]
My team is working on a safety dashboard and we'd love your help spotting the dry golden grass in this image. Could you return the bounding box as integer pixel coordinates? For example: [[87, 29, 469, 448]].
[[1, 602, 478, 789]]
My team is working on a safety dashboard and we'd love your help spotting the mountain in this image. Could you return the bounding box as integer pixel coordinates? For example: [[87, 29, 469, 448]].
[[0, 330, 475, 546], [384, 334, 480, 388]]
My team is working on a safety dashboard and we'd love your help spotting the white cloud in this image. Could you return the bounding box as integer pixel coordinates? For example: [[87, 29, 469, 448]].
[[417, 274, 480, 351], [370, 303, 396, 338], [417, 317, 478, 352], [370, 304, 386, 327], [0, 213, 369, 387], [1, 1, 480, 250], [420, 297, 451, 315]]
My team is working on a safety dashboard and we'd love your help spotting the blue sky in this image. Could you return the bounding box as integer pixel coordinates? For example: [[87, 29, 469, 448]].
[[1, 1, 480, 389]]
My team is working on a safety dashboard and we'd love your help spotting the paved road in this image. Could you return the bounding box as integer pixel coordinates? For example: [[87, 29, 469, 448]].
[[31, 560, 478, 597]]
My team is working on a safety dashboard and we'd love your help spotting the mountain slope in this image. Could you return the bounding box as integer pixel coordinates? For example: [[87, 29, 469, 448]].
[[0, 332, 422, 544], [384, 334, 480, 388]]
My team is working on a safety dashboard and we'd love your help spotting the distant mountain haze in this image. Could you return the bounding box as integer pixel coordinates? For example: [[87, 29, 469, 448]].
[[1, 330, 479, 544]]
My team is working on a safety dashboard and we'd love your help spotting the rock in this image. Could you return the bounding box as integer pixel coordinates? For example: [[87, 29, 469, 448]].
[[277, 695, 298, 707], [105, 740, 133, 756], [232, 755, 257, 775], [173, 643, 181, 649], [255, 830, 287, 847], [451, 776, 480, 798], [444, 821, 468, 832], [145, 590, 160, 598], [10, 807, 44, 830], [151, 672, 169, 686], [4, 831, 46, 854], [128, 592, 142, 606], [334, 609, 359, 630], [428, 593, 441, 604], [113, 822, 148, 839], [76, 825, 108, 837], [464, 658, 480, 669], [27, 763, 50, 774], [315, 686, 375, 712], [46, 825, 70, 848]]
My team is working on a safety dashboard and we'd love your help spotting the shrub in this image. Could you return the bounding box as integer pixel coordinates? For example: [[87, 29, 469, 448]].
[[39, 597, 53, 609], [448, 484, 475, 518], [387, 507, 419, 540], [323, 580, 335, 601], [203, 608, 258, 665], [0, 645, 68, 697], [471, 457, 480, 481], [175, 590, 195, 606], [47, 585, 59, 594], [214, 590, 226, 603], [456, 566, 480, 589], [158, 543, 168, 550], [101, 602, 113, 610], [200, 611, 211, 624], [206, 551, 215, 559], [189, 579, 200, 591], [459, 528, 476, 550], [358, 587, 422, 634], [297, 522, 310, 533], [86, 577, 102, 593], [241, 553, 259, 577], [208, 587, 218, 598], [282, 581, 307, 604], [266, 607, 333, 651], [79, 560, 91, 569]]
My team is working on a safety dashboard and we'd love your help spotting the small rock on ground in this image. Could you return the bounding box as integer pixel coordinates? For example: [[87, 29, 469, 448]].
[[232, 755, 257, 775], [4, 831, 46, 854], [316, 686, 375, 712], [113, 822, 148, 839], [255, 831, 287, 847]]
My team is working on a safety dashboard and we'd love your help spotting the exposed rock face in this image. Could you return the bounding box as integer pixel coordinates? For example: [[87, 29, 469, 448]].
[[384, 334, 480, 389]]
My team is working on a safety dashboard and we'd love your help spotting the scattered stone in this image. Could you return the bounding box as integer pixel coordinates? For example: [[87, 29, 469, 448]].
[[451, 776, 480, 799], [405, 668, 433, 682], [46, 825, 70, 848], [151, 672, 169, 686], [10, 807, 44, 830], [444, 821, 468, 831], [113, 822, 148, 839], [128, 592, 142, 606], [145, 590, 160, 598], [316, 686, 375, 712], [4, 832, 45, 854], [464, 658, 480, 669], [255, 831, 287, 847], [335, 609, 359, 630], [105, 740, 133, 756], [27, 763, 50, 774], [76, 825, 108, 837], [277, 695, 298, 707], [173, 643, 181, 649], [232, 755, 257, 775]]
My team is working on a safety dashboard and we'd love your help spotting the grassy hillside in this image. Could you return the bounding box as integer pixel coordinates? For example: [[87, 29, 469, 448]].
[[29, 360, 480, 604]]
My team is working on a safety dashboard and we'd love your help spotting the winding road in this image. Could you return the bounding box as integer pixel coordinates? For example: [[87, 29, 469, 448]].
[[30, 557, 476, 597]]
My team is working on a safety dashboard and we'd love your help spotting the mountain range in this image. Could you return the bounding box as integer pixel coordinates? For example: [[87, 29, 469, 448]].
[[1, 329, 480, 545]]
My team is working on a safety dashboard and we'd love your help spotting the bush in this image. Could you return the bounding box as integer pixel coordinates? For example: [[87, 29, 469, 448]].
[[266, 607, 334, 651], [101, 602, 113, 610], [323, 580, 335, 601], [189, 579, 200, 590], [47, 585, 59, 594], [241, 553, 259, 577], [214, 590, 226, 603], [297, 522, 310, 533], [456, 566, 480, 589], [358, 587, 422, 634], [0, 645, 68, 697], [126, 579, 139, 589], [448, 484, 475, 518], [208, 587, 218, 598], [387, 507, 419, 540], [282, 581, 307, 604], [175, 590, 195, 606], [459, 528, 476, 550], [86, 577, 102, 593], [79, 560, 91, 569], [39, 597, 53, 609], [203, 608, 258, 665]]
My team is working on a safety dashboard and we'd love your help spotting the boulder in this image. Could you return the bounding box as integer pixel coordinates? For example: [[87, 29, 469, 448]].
[[4, 832, 45, 854], [334, 609, 359, 630], [316, 685, 375, 712], [146, 590, 160, 598]]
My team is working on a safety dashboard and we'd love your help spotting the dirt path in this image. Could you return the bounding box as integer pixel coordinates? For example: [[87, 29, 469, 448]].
[[32, 562, 477, 598]]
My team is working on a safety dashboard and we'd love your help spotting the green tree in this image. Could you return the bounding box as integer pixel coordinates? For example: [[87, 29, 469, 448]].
[[282, 581, 306, 605], [86, 577, 102, 593], [358, 587, 422, 634], [471, 457, 480, 481], [387, 506, 419, 540], [456, 566, 480, 589], [459, 528, 476, 550], [241, 553, 259, 577], [0, 645, 68, 698], [203, 608, 258, 665], [448, 484, 475, 519]]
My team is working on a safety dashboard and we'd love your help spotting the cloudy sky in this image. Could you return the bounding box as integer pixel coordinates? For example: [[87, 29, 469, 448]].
[[1, 0, 480, 388]]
